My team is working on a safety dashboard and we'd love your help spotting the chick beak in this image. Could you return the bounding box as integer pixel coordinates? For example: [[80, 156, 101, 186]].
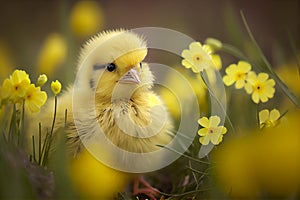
[[119, 68, 141, 84]]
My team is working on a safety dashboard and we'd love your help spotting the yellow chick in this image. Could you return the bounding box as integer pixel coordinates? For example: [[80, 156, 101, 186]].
[[29, 30, 173, 199]]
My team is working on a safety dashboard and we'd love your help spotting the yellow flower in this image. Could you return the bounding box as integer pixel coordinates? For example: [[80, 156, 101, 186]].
[[51, 80, 62, 95], [181, 42, 214, 73], [159, 69, 207, 120], [198, 115, 227, 145], [213, 109, 300, 198], [244, 72, 276, 104], [70, 1, 104, 38], [259, 109, 280, 129], [204, 37, 222, 51], [223, 61, 252, 89], [25, 84, 47, 113], [1, 70, 31, 102], [37, 33, 67, 77], [36, 74, 48, 87]]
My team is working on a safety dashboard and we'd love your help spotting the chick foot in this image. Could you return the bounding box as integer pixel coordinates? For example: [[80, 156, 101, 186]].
[[133, 176, 159, 200]]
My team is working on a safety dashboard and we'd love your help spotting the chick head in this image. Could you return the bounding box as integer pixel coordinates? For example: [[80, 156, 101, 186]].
[[78, 30, 153, 104]]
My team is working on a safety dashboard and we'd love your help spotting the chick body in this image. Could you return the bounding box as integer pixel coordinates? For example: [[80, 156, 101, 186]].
[[29, 30, 173, 198]]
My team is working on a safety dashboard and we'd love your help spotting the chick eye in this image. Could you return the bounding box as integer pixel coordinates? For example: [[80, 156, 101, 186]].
[[139, 62, 142, 69], [106, 63, 116, 72]]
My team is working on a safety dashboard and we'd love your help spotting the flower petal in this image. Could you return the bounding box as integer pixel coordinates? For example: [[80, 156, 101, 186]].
[[182, 59, 192, 69], [270, 109, 280, 121], [257, 73, 269, 82], [252, 92, 260, 104], [189, 42, 202, 51], [211, 54, 222, 70], [235, 80, 245, 89], [209, 115, 221, 127], [259, 109, 269, 124], [199, 136, 210, 145], [244, 83, 253, 94], [198, 128, 208, 136], [223, 75, 234, 86], [238, 61, 252, 72], [198, 117, 209, 127]]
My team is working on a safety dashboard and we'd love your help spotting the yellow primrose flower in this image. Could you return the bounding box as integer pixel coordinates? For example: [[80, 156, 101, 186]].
[[181, 42, 214, 73], [37, 33, 67, 77], [1, 70, 31, 102], [259, 109, 280, 129], [51, 80, 62, 95], [25, 84, 47, 113], [36, 74, 48, 87], [198, 115, 227, 145], [223, 61, 252, 89], [70, 1, 104, 38], [244, 72, 276, 104]]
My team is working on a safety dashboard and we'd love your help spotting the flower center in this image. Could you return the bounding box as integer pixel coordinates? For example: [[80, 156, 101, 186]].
[[208, 127, 215, 134], [253, 82, 264, 93], [234, 72, 245, 80], [14, 85, 19, 91], [26, 94, 32, 100], [193, 54, 202, 63]]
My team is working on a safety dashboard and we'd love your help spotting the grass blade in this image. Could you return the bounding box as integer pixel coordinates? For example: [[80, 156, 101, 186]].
[[240, 10, 300, 108]]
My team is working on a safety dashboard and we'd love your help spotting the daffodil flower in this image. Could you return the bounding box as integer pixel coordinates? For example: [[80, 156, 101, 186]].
[[223, 61, 252, 89], [244, 72, 275, 104], [259, 109, 280, 129], [181, 42, 214, 73], [198, 115, 227, 145], [25, 84, 47, 113]]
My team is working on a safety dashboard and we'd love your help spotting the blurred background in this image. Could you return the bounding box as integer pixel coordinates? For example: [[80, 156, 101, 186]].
[[0, 0, 299, 84]]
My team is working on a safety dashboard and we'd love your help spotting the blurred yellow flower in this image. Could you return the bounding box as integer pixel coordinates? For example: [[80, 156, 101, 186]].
[[259, 109, 280, 129], [159, 67, 207, 120], [181, 42, 214, 73], [1, 70, 31, 102], [244, 72, 275, 104], [198, 115, 227, 145], [37, 33, 67, 77], [276, 57, 300, 99], [70, 1, 104, 38], [24, 84, 47, 113], [223, 61, 252, 89], [69, 148, 130, 199], [213, 109, 300, 198], [36, 74, 48, 87], [204, 37, 222, 51], [51, 80, 62, 95]]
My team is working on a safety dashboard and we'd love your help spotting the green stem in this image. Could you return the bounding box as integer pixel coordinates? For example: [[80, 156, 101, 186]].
[[42, 95, 58, 166], [38, 123, 42, 165], [32, 135, 36, 163], [156, 144, 210, 164], [50, 95, 58, 135]]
